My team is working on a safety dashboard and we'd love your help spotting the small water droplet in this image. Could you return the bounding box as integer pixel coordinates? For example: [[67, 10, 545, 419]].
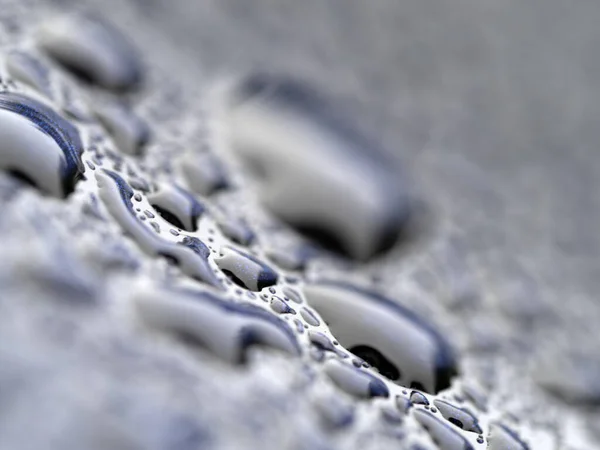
[[215, 246, 278, 291], [148, 184, 205, 232], [300, 307, 320, 327], [308, 331, 346, 358], [410, 391, 430, 406], [434, 399, 482, 434], [270, 296, 295, 315]]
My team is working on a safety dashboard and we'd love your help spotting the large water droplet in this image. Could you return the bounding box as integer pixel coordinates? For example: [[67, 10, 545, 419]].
[[135, 287, 301, 363], [303, 282, 458, 393], [37, 13, 142, 91], [221, 73, 413, 260], [0, 92, 83, 197], [215, 246, 278, 291]]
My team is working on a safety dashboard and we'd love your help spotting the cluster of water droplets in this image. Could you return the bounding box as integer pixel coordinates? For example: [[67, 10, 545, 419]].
[[0, 11, 539, 450]]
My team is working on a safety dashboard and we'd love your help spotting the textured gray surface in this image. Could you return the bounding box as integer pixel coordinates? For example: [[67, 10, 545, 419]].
[[0, 0, 599, 448]]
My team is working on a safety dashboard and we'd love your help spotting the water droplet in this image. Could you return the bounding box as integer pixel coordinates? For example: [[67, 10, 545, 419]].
[[37, 13, 142, 91], [180, 151, 229, 196], [283, 287, 303, 304], [323, 359, 389, 399], [433, 399, 482, 434], [410, 391, 430, 406], [148, 184, 205, 232], [94, 101, 150, 156], [0, 92, 84, 197], [270, 296, 295, 314], [135, 287, 301, 364], [486, 424, 529, 450], [221, 73, 413, 260], [300, 307, 320, 327], [96, 170, 221, 288], [308, 331, 346, 358], [303, 282, 458, 393], [214, 246, 278, 291], [414, 409, 474, 450], [6, 50, 53, 98]]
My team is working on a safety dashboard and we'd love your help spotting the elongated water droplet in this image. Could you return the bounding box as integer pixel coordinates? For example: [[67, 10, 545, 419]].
[[300, 307, 320, 327], [148, 184, 204, 232], [303, 282, 458, 393], [323, 359, 389, 399], [215, 246, 278, 291], [0, 92, 83, 197], [308, 331, 346, 358], [37, 13, 142, 91], [433, 399, 482, 434], [270, 296, 295, 314], [135, 287, 301, 364]]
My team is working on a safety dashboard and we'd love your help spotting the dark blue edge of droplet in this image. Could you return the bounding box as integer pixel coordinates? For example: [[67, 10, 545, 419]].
[[174, 184, 205, 227], [102, 169, 134, 211], [180, 236, 211, 259], [176, 288, 302, 356], [313, 280, 459, 393], [0, 92, 84, 196]]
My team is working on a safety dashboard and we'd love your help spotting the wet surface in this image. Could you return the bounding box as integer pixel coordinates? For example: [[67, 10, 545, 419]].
[[0, 1, 598, 449]]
